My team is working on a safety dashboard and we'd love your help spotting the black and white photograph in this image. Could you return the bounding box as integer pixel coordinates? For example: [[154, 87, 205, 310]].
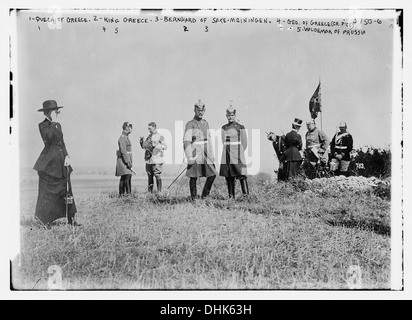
[[2, 0, 411, 301]]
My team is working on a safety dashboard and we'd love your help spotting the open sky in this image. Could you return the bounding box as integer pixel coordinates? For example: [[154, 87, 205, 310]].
[[14, 9, 398, 175]]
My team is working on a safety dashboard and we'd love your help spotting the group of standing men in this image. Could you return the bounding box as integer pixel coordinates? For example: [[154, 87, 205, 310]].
[[115, 99, 354, 199], [115, 100, 249, 200], [267, 118, 354, 180]]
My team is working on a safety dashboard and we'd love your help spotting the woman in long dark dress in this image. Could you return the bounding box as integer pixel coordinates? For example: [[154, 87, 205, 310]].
[[33, 100, 78, 229]]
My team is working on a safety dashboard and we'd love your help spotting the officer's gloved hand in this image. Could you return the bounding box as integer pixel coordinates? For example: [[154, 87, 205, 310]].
[[188, 156, 198, 165]]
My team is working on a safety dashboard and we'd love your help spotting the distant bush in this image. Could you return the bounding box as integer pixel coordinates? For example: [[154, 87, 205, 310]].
[[349, 147, 391, 178], [298, 146, 391, 180]]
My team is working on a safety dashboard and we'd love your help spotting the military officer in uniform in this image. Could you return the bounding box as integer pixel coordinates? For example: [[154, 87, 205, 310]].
[[183, 100, 217, 200], [219, 105, 249, 198], [330, 121, 353, 177], [304, 119, 329, 179], [140, 122, 167, 193], [116, 122, 134, 196], [283, 118, 304, 180]]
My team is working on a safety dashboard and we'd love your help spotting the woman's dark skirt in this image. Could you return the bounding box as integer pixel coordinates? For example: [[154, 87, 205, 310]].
[[34, 171, 77, 225]]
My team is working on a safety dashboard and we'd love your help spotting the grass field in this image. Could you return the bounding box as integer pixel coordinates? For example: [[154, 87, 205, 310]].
[[13, 174, 391, 290]]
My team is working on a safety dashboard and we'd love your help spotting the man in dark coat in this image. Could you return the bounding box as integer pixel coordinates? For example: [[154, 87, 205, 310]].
[[330, 121, 354, 177], [219, 105, 248, 198], [116, 122, 134, 196], [183, 100, 216, 200], [283, 118, 303, 179], [33, 100, 78, 229], [267, 132, 287, 181]]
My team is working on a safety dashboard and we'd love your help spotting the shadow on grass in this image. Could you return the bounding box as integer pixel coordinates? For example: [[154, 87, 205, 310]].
[[325, 220, 391, 236], [324, 211, 391, 236]]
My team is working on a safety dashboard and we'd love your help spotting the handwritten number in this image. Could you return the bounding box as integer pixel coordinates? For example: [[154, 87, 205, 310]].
[[115, 27, 118, 34], [205, 26, 209, 32], [155, 16, 159, 22], [94, 15, 98, 22], [47, 265, 63, 290], [103, 27, 106, 32], [183, 26, 188, 32]]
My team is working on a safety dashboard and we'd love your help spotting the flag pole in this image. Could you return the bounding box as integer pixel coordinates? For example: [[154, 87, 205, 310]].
[[319, 77, 322, 131]]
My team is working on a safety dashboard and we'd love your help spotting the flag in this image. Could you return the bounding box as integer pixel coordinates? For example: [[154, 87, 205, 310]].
[[309, 82, 321, 119]]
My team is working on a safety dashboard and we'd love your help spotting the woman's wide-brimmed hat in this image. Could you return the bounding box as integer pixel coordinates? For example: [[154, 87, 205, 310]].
[[37, 100, 63, 112]]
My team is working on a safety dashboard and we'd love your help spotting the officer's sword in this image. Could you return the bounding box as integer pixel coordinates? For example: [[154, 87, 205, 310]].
[[167, 166, 187, 190], [167, 137, 199, 190]]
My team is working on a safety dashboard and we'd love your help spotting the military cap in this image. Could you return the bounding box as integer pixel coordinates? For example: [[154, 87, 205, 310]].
[[122, 121, 133, 129], [226, 105, 236, 115], [194, 100, 205, 110]]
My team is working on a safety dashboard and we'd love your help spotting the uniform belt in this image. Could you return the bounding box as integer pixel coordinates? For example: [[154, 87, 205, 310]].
[[224, 141, 241, 145], [193, 140, 208, 145], [335, 146, 347, 149], [127, 151, 133, 154]]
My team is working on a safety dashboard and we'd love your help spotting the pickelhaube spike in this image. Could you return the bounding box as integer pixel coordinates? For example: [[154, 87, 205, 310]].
[[194, 99, 205, 109], [226, 100, 236, 115]]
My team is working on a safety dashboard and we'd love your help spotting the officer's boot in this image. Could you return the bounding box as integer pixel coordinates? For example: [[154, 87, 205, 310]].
[[148, 175, 154, 193], [119, 179, 124, 197], [156, 177, 162, 192], [240, 177, 249, 195], [226, 178, 235, 199], [67, 213, 81, 227], [201, 175, 216, 199], [190, 178, 197, 200], [126, 174, 132, 195]]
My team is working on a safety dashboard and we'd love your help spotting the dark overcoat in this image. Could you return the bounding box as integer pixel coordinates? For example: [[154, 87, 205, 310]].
[[116, 134, 133, 176], [219, 121, 247, 177], [33, 119, 71, 178], [284, 130, 303, 162], [183, 117, 216, 178]]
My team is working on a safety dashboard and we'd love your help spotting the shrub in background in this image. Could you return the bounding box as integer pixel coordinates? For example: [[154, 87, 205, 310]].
[[349, 147, 391, 178]]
